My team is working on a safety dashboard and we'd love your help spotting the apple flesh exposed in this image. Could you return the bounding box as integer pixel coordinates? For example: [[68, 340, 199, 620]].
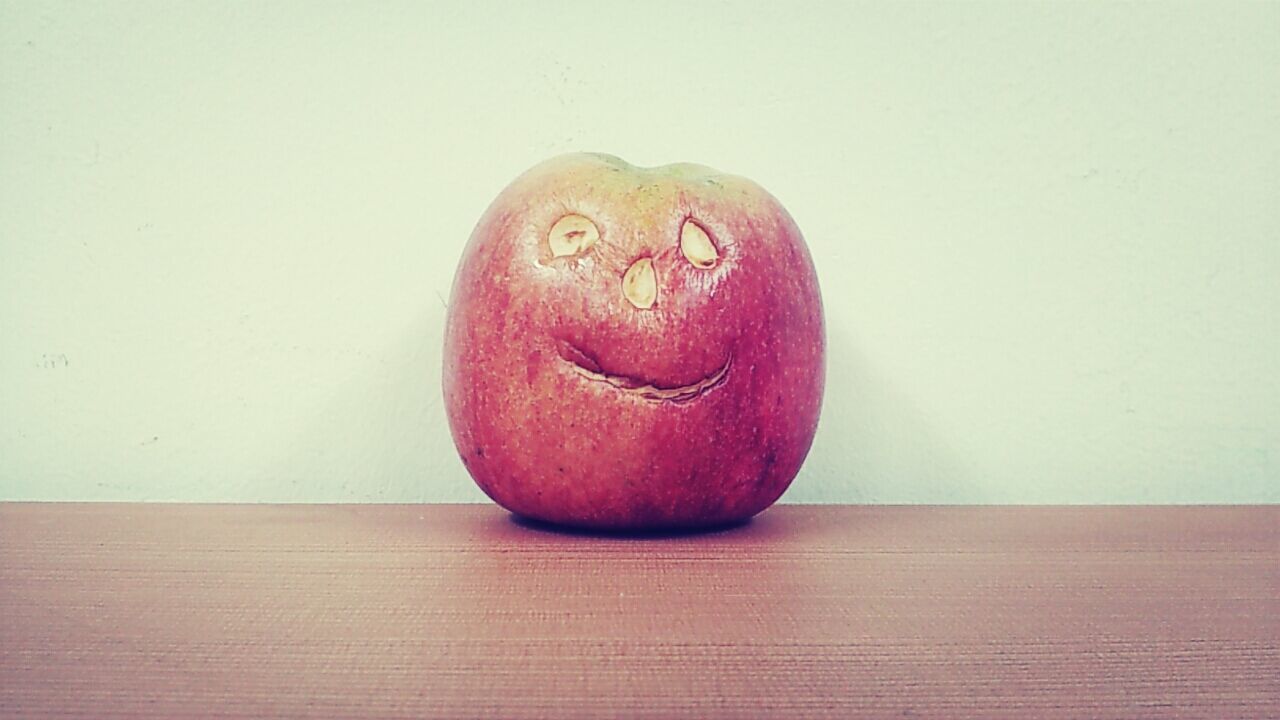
[[443, 153, 824, 530]]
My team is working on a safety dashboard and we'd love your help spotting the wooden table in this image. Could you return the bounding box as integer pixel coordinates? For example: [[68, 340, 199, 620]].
[[1, 504, 1276, 718]]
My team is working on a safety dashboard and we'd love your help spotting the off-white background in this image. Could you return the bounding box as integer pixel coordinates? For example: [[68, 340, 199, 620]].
[[2, 2, 1278, 503]]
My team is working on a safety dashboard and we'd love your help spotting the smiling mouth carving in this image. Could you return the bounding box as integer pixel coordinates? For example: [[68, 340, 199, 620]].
[[557, 341, 730, 403]]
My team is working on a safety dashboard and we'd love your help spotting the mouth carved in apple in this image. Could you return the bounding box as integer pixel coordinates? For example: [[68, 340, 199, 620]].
[[557, 340, 731, 403]]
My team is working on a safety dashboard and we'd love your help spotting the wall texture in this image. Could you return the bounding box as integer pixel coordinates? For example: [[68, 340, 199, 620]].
[[2, 2, 1278, 503]]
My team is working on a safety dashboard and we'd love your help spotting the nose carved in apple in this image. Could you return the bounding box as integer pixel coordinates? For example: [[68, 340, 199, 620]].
[[621, 257, 657, 309]]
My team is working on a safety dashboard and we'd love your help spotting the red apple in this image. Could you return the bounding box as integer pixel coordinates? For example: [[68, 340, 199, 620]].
[[443, 153, 824, 530]]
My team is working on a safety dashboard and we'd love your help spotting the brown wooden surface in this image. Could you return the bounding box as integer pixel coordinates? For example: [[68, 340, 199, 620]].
[[1, 504, 1277, 719]]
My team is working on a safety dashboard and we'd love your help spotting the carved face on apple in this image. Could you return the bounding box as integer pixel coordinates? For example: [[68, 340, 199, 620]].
[[443, 153, 824, 530]]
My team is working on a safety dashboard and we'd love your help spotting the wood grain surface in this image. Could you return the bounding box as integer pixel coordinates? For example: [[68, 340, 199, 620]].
[[1, 504, 1277, 719]]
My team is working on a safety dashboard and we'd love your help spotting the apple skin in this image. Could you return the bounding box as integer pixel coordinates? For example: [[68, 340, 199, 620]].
[[443, 153, 824, 530]]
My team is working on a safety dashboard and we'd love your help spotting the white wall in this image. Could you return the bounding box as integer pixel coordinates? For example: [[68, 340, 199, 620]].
[[2, 2, 1277, 502]]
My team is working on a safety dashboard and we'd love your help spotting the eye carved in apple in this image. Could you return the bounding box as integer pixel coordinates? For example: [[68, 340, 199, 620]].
[[547, 213, 599, 258], [444, 153, 824, 530], [679, 218, 719, 269]]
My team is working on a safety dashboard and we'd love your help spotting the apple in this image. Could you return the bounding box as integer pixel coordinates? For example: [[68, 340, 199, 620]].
[[443, 153, 824, 530]]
